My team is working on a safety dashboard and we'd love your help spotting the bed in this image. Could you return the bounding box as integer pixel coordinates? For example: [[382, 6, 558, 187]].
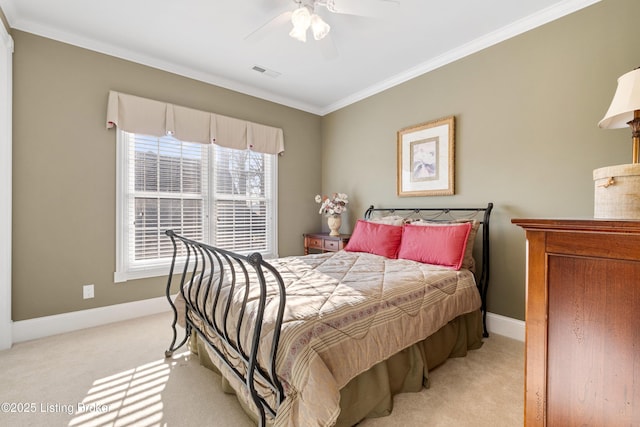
[[164, 203, 493, 427]]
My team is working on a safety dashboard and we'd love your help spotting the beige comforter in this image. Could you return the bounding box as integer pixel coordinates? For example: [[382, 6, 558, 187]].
[[175, 250, 481, 427]]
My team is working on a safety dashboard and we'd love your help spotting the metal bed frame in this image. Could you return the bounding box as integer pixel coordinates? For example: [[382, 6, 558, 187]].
[[163, 202, 493, 426]]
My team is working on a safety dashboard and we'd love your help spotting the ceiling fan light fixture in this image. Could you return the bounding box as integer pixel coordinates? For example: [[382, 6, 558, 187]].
[[311, 14, 330, 40], [289, 25, 308, 42], [292, 7, 310, 26]]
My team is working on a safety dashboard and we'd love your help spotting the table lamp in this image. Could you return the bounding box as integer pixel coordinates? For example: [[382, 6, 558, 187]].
[[595, 67, 640, 219]]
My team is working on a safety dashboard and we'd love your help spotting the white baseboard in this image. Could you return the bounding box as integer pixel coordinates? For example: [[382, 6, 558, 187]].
[[486, 312, 525, 342], [12, 295, 174, 344], [10, 299, 525, 345]]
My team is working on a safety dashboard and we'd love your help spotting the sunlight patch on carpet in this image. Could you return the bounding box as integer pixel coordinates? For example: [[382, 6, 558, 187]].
[[68, 351, 189, 427]]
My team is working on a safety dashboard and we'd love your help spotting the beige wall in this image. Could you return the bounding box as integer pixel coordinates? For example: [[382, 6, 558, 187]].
[[11, 31, 322, 320], [322, 0, 639, 320]]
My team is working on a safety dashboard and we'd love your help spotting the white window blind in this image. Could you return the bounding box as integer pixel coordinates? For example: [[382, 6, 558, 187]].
[[131, 133, 208, 261], [115, 130, 277, 282], [211, 146, 273, 253]]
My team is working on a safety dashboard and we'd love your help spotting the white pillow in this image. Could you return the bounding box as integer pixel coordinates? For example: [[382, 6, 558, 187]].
[[367, 215, 405, 226]]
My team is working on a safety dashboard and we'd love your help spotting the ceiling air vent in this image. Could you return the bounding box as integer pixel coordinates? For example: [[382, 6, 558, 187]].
[[252, 65, 281, 78]]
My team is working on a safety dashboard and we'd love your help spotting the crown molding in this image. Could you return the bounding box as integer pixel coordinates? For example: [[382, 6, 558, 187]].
[[4, 14, 324, 115], [1, 0, 602, 116], [320, 0, 602, 115]]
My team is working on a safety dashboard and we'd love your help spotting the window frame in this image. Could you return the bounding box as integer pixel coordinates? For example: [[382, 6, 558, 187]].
[[115, 130, 278, 283]]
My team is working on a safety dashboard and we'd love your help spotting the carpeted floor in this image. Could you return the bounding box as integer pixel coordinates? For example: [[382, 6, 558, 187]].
[[0, 312, 523, 426]]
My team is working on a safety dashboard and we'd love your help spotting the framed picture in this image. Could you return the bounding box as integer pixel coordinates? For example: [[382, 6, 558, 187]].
[[397, 116, 455, 197]]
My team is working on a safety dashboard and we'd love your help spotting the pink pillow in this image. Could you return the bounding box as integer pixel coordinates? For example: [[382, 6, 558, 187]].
[[397, 222, 472, 269], [344, 220, 403, 258]]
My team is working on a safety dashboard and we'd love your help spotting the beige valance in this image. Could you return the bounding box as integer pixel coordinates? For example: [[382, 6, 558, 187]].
[[106, 91, 284, 154]]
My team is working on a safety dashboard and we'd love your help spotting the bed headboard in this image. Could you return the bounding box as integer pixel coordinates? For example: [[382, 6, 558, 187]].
[[364, 202, 493, 337]]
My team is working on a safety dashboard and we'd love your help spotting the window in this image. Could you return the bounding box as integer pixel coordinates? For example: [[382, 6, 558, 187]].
[[115, 130, 277, 282], [211, 146, 274, 253]]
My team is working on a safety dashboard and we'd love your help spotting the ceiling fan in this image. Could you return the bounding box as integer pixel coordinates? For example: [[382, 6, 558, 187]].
[[245, 0, 399, 44]]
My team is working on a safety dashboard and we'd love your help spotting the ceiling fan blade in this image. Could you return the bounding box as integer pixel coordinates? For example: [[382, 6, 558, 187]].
[[319, 33, 339, 60], [326, 0, 399, 17], [244, 10, 292, 43]]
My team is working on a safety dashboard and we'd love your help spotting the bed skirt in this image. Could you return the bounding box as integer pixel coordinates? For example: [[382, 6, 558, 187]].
[[191, 309, 483, 426]]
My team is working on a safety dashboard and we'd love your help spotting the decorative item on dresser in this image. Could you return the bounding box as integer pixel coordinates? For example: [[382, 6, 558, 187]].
[[595, 67, 640, 219], [164, 203, 492, 427], [512, 218, 640, 426]]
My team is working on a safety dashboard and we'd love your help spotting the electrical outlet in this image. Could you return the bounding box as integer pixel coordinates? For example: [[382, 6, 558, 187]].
[[83, 284, 94, 299]]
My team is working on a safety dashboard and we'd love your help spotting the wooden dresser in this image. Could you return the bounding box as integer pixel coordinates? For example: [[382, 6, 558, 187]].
[[512, 219, 640, 426]]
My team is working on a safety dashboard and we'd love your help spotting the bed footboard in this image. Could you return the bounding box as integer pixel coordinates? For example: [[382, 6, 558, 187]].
[[163, 230, 286, 427]]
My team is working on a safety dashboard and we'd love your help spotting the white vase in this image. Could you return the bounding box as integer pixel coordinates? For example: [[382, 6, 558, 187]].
[[327, 215, 342, 236]]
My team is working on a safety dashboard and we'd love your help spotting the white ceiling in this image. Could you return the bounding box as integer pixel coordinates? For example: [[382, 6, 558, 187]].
[[1, 0, 599, 115]]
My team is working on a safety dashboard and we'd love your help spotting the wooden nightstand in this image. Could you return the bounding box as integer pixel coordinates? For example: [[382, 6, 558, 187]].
[[303, 233, 350, 255]]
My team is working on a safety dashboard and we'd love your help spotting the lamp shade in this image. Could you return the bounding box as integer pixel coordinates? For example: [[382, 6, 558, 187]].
[[291, 6, 311, 30], [289, 25, 307, 42], [311, 14, 330, 40], [289, 6, 311, 42], [598, 68, 640, 129]]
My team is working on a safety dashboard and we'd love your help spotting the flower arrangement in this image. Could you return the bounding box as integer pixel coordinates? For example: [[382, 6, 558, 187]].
[[315, 193, 348, 216]]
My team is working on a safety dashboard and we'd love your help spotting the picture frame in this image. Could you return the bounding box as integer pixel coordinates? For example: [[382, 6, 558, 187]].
[[397, 115, 455, 197]]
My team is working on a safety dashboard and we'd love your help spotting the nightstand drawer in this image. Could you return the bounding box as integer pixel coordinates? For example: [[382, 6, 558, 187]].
[[324, 240, 340, 251], [308, 237, 323, 249], [303, 233, 351, 255]]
